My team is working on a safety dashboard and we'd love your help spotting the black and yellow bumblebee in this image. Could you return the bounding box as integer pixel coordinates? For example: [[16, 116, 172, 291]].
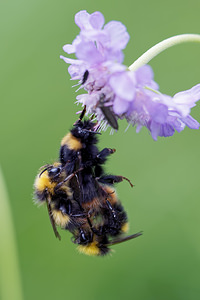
[[34, 108, 142, 256], [34, 162, 141, 256], [59, 106, 131, 204], [34, 162, 85, 240]]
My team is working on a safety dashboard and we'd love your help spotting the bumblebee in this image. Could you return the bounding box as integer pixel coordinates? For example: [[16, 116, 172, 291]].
[[34, 162, 87, 239], [59, 106, 130, 205], [58, 108, 141, 254], [34, 108, 141, 256], [34, 163, 141, 256]]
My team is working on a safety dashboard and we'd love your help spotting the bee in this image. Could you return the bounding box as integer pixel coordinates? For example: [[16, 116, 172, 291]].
[[34, 107, 141, 256], [57, 107, 141, 254], [34, 162, 89, 240], [34, 162, 107, 256], [34, 162, 141, 256], [60, 106, 131, 202]]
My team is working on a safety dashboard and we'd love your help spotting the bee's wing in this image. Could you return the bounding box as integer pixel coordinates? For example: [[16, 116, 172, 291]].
[[46, 198, 61, 240], [107, 232, 142, 246]]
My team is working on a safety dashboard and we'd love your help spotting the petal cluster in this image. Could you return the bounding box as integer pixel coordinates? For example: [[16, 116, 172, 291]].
[[61, 10, 200, 140], [126, 81, 200, 140]]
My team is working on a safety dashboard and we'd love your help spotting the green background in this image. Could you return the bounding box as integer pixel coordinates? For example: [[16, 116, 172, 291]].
[[1, 0, 200, 299]]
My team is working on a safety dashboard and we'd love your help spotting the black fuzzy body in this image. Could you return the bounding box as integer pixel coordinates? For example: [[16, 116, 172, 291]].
[[34, 119, 140, 256], [60, 120, 106, 205]]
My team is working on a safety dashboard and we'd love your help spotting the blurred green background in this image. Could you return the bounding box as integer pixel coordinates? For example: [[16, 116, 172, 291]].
[[1, 0, 200, 299]]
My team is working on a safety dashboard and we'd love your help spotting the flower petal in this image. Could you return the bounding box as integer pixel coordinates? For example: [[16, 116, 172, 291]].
[[76, 42, 104, 64], [173, 84, 200, 117], [109, 72, 136, 101], [181, 115, 199, 129], [75, 10, 91, 30], [113, 97, 130, 114], [104, 21, 130, 50], [90, 12, 104, 29]]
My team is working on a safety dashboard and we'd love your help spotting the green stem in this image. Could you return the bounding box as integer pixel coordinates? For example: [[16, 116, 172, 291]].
[[129, 34, 200, 72], [0, 167, 24, 300]]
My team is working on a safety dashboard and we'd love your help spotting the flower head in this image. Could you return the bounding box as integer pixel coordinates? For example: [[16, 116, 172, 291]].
[[126, 83, 200, 140], [61, 10, 200, 140]]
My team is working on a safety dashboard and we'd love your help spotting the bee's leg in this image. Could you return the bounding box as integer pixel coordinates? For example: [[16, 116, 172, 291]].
[[104, 200, 128, 237], [79, 228, 93, 245], [94, 148, 116, 177], [96, 148, 116, 164], [105, 199, 122, 232], [97, 175, 134, 187], [105, 200, 117, 219], [55, 167, 84, 190], [82, 148, 115, 172], [70, 213, 86, 217], [86, 216, 104, 236], [72, 228, 93, 245]]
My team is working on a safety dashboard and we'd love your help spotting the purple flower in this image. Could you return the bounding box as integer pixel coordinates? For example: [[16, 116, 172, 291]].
[[61, 10, 200, 140], [125, 81, 200, 140], [61, 10, 129, 74]]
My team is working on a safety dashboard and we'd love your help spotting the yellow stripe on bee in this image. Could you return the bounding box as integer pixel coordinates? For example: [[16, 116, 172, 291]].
[[34, 172, 56, 194], [52, 210, 70, 228], [77, 242, 101, 256], [61, 133, 82, 150], [104, 186, 118, 204], [121, 222, 129, 233], [61, 185, 73, 198]]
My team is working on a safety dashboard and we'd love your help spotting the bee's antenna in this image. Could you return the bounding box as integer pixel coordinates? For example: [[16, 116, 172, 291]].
[[84, 129, 101, 135], [74, 106, 87, 126], [79, 105, 86, 121], [39, 165, 51, 177]]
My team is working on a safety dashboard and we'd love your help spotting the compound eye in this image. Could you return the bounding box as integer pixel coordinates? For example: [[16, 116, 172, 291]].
[[80, 230, 88, 244], [82, 129, 90, 138], [77, 127, 83, 135], [48, 167, 61, 178], [77, 127, 88, 139]]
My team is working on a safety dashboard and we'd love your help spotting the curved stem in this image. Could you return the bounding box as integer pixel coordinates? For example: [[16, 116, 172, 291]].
[[129, 34, 200, 72], [0, 167, 24, 300]]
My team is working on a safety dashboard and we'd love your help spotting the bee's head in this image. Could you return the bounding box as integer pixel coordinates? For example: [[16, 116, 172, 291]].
[[71, 120, 100, 142], [39, 163, 62, 182]]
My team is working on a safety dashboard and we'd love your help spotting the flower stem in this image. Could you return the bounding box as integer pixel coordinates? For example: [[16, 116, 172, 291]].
[[129, 34, 200, 72], [0, 167, 24, 300]]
